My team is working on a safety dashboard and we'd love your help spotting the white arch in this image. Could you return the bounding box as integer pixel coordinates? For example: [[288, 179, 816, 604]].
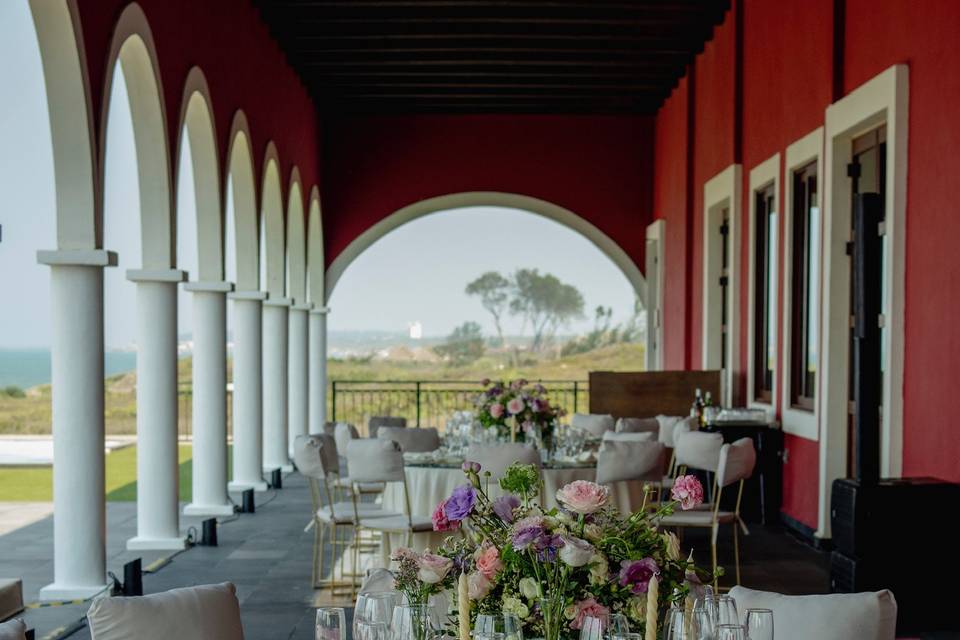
[[306, 186, 324, 305], [177, 67, 222, 281], [28, 0, 98, 249], [100, 3, 174, 269], [260, 142, 285, 299], [226, 111, 258, 291], [286, 167, 306, 304], [325, 192, 647, 305]]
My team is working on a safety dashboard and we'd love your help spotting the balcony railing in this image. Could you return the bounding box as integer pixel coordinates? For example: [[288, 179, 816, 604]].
[[330, 379, 588, 434]]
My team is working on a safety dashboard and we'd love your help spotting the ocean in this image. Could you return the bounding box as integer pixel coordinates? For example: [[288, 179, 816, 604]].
[[0, 349, 137, 389]]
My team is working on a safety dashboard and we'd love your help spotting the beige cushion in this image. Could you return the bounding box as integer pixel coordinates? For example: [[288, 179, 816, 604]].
[[318, 502, 397, 525], [596, 440, 665, 484], [87, 582, 244, 640], [659, 509, 735, 527], [571, 413, 615, 437], [346, 439, 405, 483], [358, 514, 434, 533], [368, 416, 407, 438], [377, 426, 440, 453], [717, 437, 756, 488], [334, 422, 359, 459], [658, 415, 697, 446], [464, 443, 542, 478], [602, 430, 655, 443], [728, 586, 897, 640], [0, 578, 23, 622], [0, 619, 26, 640], [674, 430, 723, 472], [293, 435, 329, 480], [615, 417, 659, 435]]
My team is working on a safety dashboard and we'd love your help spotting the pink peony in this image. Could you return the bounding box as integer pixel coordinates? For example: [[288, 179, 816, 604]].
[[671, 475, 705, 510], [569, 597, 610, 630], [417, 552, 453, 584], [474, 543, 504, 579], [467, 571, 493, 600], [556, 480, 610, 515], [432, 499, 459, 532], [506, 397, 525, 415], [490, 403, 505, 419]]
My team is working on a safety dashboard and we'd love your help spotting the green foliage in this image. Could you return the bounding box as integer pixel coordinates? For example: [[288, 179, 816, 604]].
[[561, 298, 646, 357], [499, 462, 541, 496], [2, 385, 25, 398], [466, 271, 511, 346], [433, 321, 486, 365], [509, 268, 585, 351]]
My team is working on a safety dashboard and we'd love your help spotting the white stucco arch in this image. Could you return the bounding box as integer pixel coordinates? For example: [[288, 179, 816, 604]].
[[28, 0, 98, 249], [226, 111, 258, 291], [325, 192, 647, 305], [306, 186, 324, 306], [260, 142, 285, 299], [177, 67, 222, 281], [286, 168, 306, 304], [100, 3, 174, 269]]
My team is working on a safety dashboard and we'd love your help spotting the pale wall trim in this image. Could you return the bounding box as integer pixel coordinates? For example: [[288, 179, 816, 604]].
[[817, 64, 909, 538], [780, 128, 824, 441], [325, 192, 647, 306], [702, 164, 742, 407], [746, 154, 781, 414], [306, 186, 324, 305], [260, 142, 285, 299], [225, 111, 259, 292], [645, 219, 666, 371]]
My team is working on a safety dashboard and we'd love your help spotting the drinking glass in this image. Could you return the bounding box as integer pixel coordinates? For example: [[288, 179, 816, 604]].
[[715, 625, 746, 640], [360, 592, 398, 626], [356, 621, 389, 640], [664, 607, 689, 640], [713, 596, 739, 627], [608, 613, 630, 637], [475, 633, 505, 640], [611, 633, 641, 640], [315, 607, 346, 640], [743, 609, 773, 640], [579, 615, 607, 640], [390, 603, 437, 640], [474, 613, 524, 640]]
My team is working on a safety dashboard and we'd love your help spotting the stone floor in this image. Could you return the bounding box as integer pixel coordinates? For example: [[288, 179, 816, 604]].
[[2, 472, 952, 639]]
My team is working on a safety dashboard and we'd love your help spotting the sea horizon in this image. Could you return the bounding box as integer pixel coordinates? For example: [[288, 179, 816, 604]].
[[0, 348, 137, 389]]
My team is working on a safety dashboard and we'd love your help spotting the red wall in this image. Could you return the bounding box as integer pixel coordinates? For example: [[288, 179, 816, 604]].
[[321, 115, 654, 272], [74, 0, 320, 208], [652, 0, 960, 531]]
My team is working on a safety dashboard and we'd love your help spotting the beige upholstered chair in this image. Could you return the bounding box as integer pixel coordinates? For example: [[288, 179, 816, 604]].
[[0, 618, 26, 640], [293, 435, 394, 589], [367, 415, 407, 438], [659, 437, 756, 588], [333, 422, 383, 496], [615, 416, 660, 435], [377, 426, 441, 453], [595, 439, 666, 507], [602, 430, 656, 443], [464, 442, 542, 480], [86, 582, 244, 640], [728, 586, 898, 640], [571, 412, 615, 437]]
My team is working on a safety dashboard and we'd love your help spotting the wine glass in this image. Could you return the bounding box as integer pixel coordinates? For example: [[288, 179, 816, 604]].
[[664, 607, 689, 640], [390, 603, 437, 640], [579, 615, 606, 640], [715, 624, 746, 640], [743, 609, 773, 640], [713, 596, 739, 627], [315, 607, 346, 640], [474, 613, 524, 640]]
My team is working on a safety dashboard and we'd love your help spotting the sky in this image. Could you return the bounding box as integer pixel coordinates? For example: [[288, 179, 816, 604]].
[[0, 1, 637, 349]]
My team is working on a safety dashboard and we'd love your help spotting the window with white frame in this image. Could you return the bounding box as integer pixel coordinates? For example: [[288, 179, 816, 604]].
[[748, 154, 780, 408]]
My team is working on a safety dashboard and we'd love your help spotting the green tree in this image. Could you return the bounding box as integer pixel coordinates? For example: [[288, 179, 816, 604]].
[[465, 271, 511, 346], [433, 321, 486, 365], [509, 268, 585, 351]]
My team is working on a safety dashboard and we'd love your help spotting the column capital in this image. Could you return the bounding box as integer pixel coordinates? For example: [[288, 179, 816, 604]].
[[310, 306, 331, 315], [126, 268, 188, 283], [264, 296, 293, 308], [184, 280, 234, 293], [37, 249, 117, 267], [229, 290, 268, 301], [290, 302, 313, 312]]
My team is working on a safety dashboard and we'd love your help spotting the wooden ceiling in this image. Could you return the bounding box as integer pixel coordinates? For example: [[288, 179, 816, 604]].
[[252, 0, 730, 115]]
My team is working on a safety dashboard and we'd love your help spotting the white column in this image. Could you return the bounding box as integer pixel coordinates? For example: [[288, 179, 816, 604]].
[[287, 303, 311, 458], [308, 307, 329, 434], [183, 281, 234, 516], [37, 250, 115, 601], [263, 298, 292, 472], [126, 269, 187, 551], [228, 291, 268, 491]]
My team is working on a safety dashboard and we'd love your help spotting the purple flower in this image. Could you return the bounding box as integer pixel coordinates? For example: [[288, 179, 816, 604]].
[[492, 494, 521, 523], [530, 398, 543, 412], [444, 484, 477, 521], [618, 558, 659, 594], [511, 519, 545, 551], [534, 534, 565, 563], [462, 460, 481, 474]]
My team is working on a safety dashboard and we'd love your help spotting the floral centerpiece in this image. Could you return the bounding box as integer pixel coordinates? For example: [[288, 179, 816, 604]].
[[393, 462, 710, 640], [474, 379, 564, 444]]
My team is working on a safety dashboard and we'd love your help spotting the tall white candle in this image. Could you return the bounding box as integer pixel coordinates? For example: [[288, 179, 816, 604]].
[[644, 575, 659, 640], [458, 572, 471, 640]]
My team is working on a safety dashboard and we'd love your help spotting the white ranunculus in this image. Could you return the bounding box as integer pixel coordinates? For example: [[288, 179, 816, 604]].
[[518, 576, 540, 600], [558, 535, 594, 568], [588, 552, 609, 586]]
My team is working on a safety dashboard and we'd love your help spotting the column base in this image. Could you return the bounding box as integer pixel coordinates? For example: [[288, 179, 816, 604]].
[[38, 582, 111, 602], [183, 503, 235, 517], [126, 535, 189, 551], [264, 464, 294, 473], [229, 480, 269, 492]]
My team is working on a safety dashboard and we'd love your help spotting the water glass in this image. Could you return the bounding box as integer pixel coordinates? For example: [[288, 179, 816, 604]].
[[390, 603, 437, 640], [474, 613, 524, 640], [611, 633, 641, 640], [743, 609, 773, 640], [475, 633, 505, 640], [664, 607, 689, 640], [579, 615, 606, 640], [608, 613, 630, 637], [359, 592, 398, 626], [713, 596, 739, 627], [315, 607, 346, 640], [356, 620, 389, 640], [716, 625, 746, 640]]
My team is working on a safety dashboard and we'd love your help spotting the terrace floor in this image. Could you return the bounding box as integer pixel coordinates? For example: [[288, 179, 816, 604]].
[[0, 471, 875, 640]]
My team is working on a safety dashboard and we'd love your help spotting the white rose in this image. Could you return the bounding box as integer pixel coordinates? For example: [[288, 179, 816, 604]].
[[518, 577, 540, 600], [558, 535, 594, 568], [588, 552, 609, 586], [502, 596, 530, 620], [583, 523, 603, 542]]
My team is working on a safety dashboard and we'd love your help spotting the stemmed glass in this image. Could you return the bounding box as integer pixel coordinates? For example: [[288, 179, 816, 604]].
[[474, 613, 524, 640], [743, 609, 773, 640], [580, 613, 630, 640], [715, 625, 746, 640], [315, 607, 346, 640], [713, 596, 739, 627]]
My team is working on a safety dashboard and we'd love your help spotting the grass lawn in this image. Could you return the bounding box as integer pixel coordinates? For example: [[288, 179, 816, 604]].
[[0, 444, 212, 502]]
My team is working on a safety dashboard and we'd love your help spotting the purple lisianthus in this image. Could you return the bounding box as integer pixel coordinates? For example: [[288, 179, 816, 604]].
[[444, 484, 477, 521], [492, 494, 521, 523], [534, 534, 565, 563], [618, 558, 659, 594], [530, 398, 543, 412], [511, 516, 546, 551]]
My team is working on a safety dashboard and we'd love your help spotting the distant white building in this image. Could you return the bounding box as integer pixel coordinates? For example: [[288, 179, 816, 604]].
[[408, 321, 423, 340]]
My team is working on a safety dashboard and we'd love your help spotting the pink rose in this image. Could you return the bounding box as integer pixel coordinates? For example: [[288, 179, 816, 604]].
[[671, 475, 705, 510], [569, 597, 610, 630], [490, 403, 505, 419], [474, 543, 503, 579], [432, 499, 460, 532], [417, 552, 453, 584], [556, 480, 610, 515], [467, 571, 492, 600], [507, 397, 525, 415]]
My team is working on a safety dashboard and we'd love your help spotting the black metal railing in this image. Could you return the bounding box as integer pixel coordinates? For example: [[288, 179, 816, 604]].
[[330, 379, 587, 434]]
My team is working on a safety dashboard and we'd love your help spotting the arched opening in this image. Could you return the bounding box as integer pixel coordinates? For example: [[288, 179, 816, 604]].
[[286, 170, 307, 304], [260, 145, 285, 299], [226, 112, 258, 292], [306, 187, 324, 306]]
